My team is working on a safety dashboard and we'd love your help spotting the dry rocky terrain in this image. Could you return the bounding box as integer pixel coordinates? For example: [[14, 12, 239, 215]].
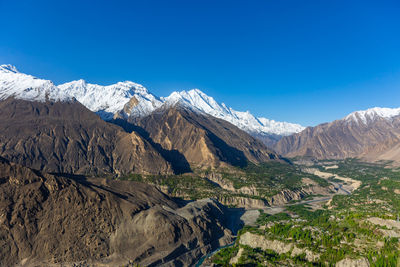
[[274, 115, 400, 163], [0, 157, 235, 267], [0, 98, 172, 175]]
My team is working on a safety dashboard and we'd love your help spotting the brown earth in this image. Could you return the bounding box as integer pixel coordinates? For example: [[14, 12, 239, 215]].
[[0, 157, 234, 267], [274, 115, 400, 162], [0, 98, 172, 175], [128, 106, 280, 171]]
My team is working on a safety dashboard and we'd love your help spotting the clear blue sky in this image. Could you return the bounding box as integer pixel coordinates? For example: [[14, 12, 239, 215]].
[[1, 0, 399, 126]]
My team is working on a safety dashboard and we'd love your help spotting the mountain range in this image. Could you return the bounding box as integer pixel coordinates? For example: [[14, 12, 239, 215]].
[[0, 64, 283, 174], [1, 63, 400, 266], [0, 64, 304, 138], [1, 64, 400, 166], [274, 107, 400, 163]]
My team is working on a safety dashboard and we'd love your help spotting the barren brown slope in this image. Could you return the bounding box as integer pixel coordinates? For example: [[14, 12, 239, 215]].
[[0, 157, 234, 267], [274, 115, 400, 160], [0, 98, 172, 175], [130, 106, 280, 170], [360, 133, 400, 163]]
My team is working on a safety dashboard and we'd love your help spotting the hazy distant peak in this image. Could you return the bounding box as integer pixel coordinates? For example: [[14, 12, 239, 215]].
[[345, 107, 400, 124]]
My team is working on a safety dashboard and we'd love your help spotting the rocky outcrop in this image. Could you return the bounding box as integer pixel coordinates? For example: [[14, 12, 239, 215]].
[[0, 98, 172, 175], [267, 189, 307, 205], [217, 186, 333, 209], [0, 157, 234, 266], [217, 196, 269, 209], [113, 96, 140, 120], [266, 184, 334, 206]]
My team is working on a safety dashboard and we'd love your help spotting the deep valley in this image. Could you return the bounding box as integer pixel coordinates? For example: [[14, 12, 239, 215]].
[[0, 64, 400, 266]]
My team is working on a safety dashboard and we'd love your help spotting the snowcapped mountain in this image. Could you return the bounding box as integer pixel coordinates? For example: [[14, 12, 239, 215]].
[[162, 89, 304, 136], [345, 107, 400, 125], [0, 64, 304, 136], [58, 79, 162, 120], [0, 64, 72, 102]]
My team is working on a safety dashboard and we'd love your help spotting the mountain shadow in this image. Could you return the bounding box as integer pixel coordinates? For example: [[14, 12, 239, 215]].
[[204, 130, 249, 168], [127, 106, 280, 169], [112, 118, 192, 174]]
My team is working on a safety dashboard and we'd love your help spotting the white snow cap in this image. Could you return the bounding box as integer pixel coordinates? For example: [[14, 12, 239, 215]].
[[0, 64, 72, 102], [162, 89, 305, 136], [57, 79, 162, 120], [345, 107, 400, 124], [0, 64, 304, 136]]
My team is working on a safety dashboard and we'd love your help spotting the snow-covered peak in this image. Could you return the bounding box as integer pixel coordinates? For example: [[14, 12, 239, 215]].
[[0, 65, 71, 102], [163, 89, 305, 136], [0, 65, 305, 136], [57, 79, 162, 120], [257, 117, 305, 136], [0, 64, 19, 73], [345, 107, 400, 124], [163, 89, 231, 115]]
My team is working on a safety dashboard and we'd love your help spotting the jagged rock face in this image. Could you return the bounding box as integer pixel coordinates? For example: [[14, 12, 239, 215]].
[[0, 158, 233, 266], [0, 98, 172, 175], [133, 106, 280, 169], [274, 115, 400, 160]]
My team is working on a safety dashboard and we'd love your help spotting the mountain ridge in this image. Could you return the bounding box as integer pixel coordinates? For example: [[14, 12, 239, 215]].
[[131, 105, 281, 169], [0, 97, 173, 175], [0, 64, 304, 137], [274, 107, 400, 162]]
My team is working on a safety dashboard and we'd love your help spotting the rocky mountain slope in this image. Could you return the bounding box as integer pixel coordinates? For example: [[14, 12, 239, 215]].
[[0, 64, 283, 172], [275, 107, 400, 161], [130, 106, 280, 170], [0, 98, 172, 175], [0, 156, 234, 266], [0, 64, 303, 139]]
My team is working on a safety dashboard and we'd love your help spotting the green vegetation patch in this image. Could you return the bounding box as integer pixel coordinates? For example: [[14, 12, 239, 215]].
[[211, 160, 400, 266]]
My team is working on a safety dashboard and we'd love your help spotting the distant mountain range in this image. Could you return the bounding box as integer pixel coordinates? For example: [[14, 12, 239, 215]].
[[1, 63, 400, 165], [274, 107, 400, 162], [0, 64, 304, 137]]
